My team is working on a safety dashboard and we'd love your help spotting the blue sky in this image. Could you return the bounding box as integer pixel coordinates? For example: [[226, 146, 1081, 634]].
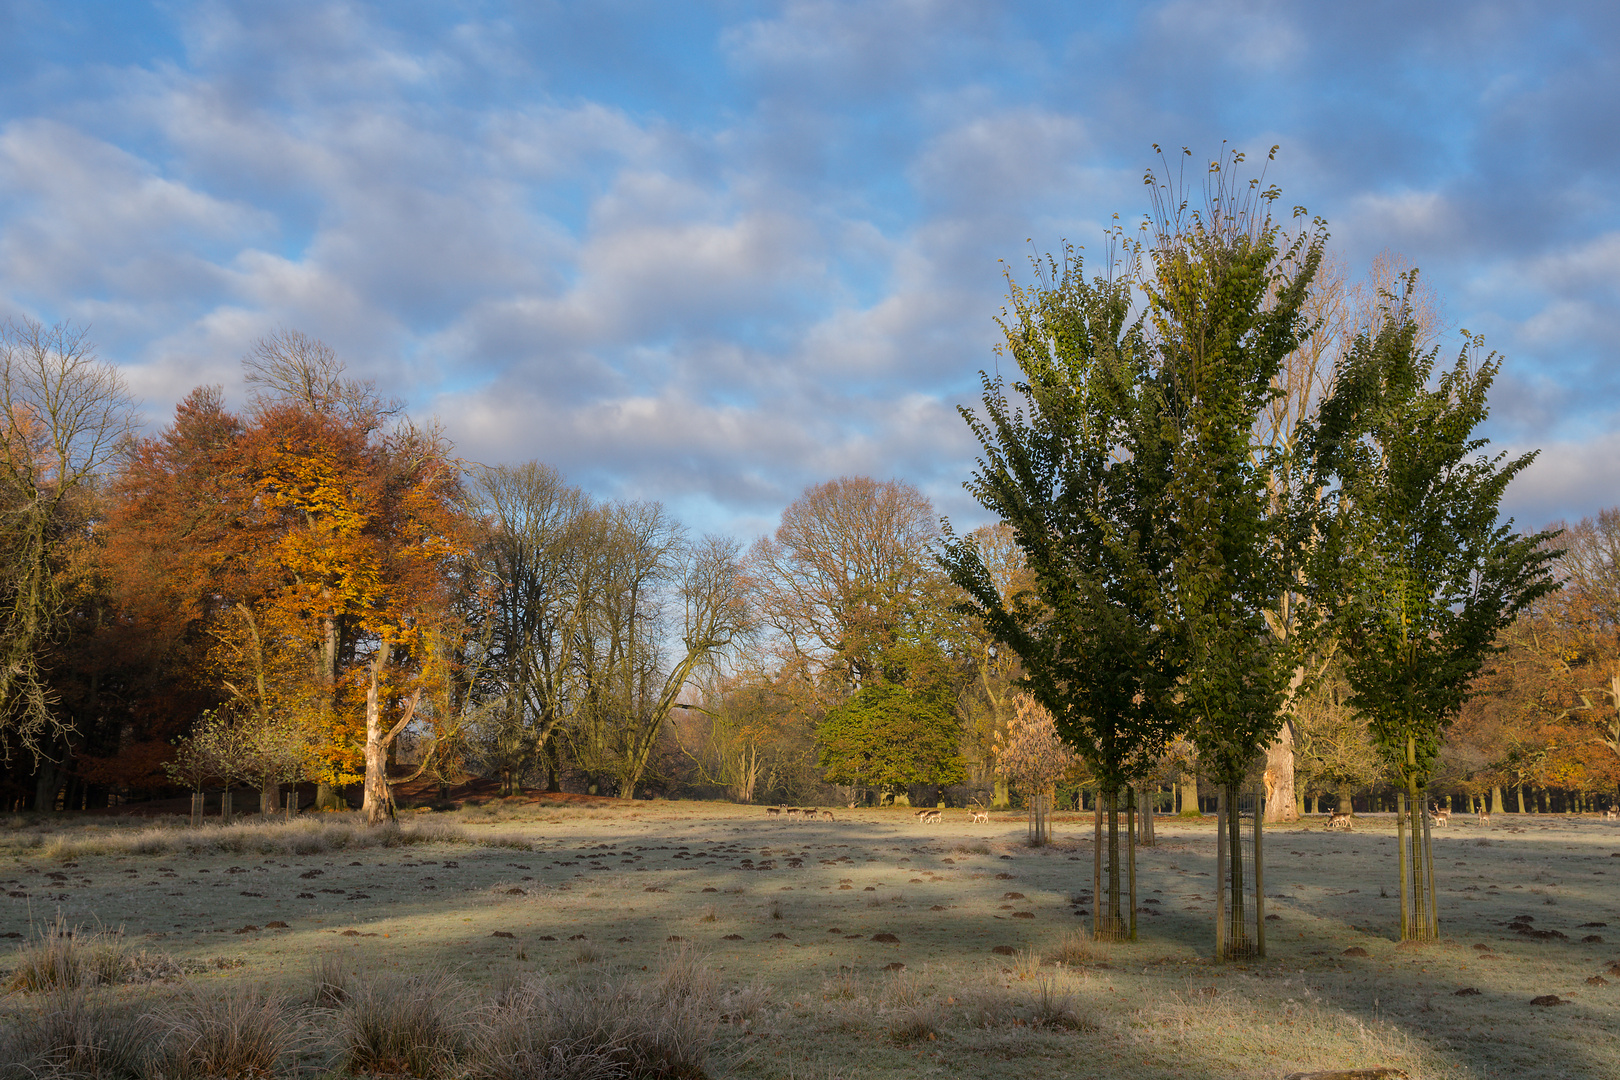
[[2, 1, 1617, 538]]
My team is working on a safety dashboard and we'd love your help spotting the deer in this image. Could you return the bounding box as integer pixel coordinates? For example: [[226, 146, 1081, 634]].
[[1477, 808, 1491, 826], [1326, 810, 1352, 830], [1430, 804, 1450, 827], [1603, 806, 1619, 821], [921, 809, 942, 825], [785, 807, 802, 822], [820, 809, 836, 821], [765, 806, 781, 818], [969, 809, 989, 824]]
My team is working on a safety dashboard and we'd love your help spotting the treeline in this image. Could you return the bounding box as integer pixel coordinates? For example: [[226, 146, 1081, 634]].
[[1, 241, 1617, 839], [0, 326, 1016, 816], [3, 310, 1614, 823]]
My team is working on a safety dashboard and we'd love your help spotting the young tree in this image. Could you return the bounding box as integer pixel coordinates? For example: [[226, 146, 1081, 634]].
[[1312, 288, 1559, 940], [1142, 149, 1326, 959], [995, 694, 1081, 845], [941, 243, 1181, 940]]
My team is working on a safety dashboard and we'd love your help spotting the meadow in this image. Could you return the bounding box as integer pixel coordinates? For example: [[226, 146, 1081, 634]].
[[2, 797, 1618, 1079]]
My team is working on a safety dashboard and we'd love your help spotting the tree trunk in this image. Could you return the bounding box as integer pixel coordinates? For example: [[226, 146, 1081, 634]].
[[1263, 721, 1298, 822], [1137, 787, 1156, 846], [261, 782, 279, 817], [993, 776, 1010, 810], [315, 781, 341, 812], [361, 646, 396, 826], [33, 763, 60, 812]]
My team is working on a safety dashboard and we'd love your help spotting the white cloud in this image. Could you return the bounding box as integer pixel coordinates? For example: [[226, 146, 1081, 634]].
[[1502, 430, 1620, 530]]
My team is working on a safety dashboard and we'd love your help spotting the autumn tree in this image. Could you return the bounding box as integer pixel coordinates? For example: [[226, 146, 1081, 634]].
[[955, 523, 1030, 808], [1552, 509, 1620, 800], [749, 477, 945, 695], [995, 695, 1081, 845], [111, 333, 471, 823]]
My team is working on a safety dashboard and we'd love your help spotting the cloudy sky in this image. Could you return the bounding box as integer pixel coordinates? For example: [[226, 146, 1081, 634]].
[[1, 1, 1616, 538]]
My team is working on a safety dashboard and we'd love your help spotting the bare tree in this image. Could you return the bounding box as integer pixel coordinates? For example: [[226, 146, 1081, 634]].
[[0, 319, 133, 764], [475, 462, 592, 793], [564, 505, 751, 799], [747, 476, 939, 695]]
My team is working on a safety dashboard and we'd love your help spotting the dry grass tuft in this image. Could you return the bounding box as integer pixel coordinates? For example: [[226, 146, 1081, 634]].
[[1046, 928, 1104, 967], [311, 953, 353, 1007], [880, 966, 941, 1042], [156, 986, 299, 1080], [821, 968, 858, 1001], [337, 969, 465, 1079], [0, 987, 159, 1080], [467, 957, 721, 1080]]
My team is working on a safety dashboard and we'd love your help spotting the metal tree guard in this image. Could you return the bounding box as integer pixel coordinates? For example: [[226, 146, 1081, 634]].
[[1215, 784, 1266, 960], [1093, 784, 1137, 941]]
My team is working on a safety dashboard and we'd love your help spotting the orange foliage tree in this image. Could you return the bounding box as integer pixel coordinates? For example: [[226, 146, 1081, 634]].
[[109, 333, 474, 821]]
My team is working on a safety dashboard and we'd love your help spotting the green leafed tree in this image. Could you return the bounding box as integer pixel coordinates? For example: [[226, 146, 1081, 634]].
[[1141, 149, 1326, 958], [1310, 280, 1559, 940], [817, 682, 964, 797], [940, 243, 1181, 940]]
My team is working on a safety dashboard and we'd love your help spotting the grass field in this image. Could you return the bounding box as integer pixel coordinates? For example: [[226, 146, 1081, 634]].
[[3, 798, 1618, 1079]]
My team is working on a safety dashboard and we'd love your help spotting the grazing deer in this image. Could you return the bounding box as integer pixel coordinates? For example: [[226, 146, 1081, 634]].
[[969, 810, 989, 824], [785, 807, 802, 821], [820, 809, 836, 821], [921, 809, 942, 825], [1430, 805, 1450, 827], [1326, 811, 1352, 830]]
